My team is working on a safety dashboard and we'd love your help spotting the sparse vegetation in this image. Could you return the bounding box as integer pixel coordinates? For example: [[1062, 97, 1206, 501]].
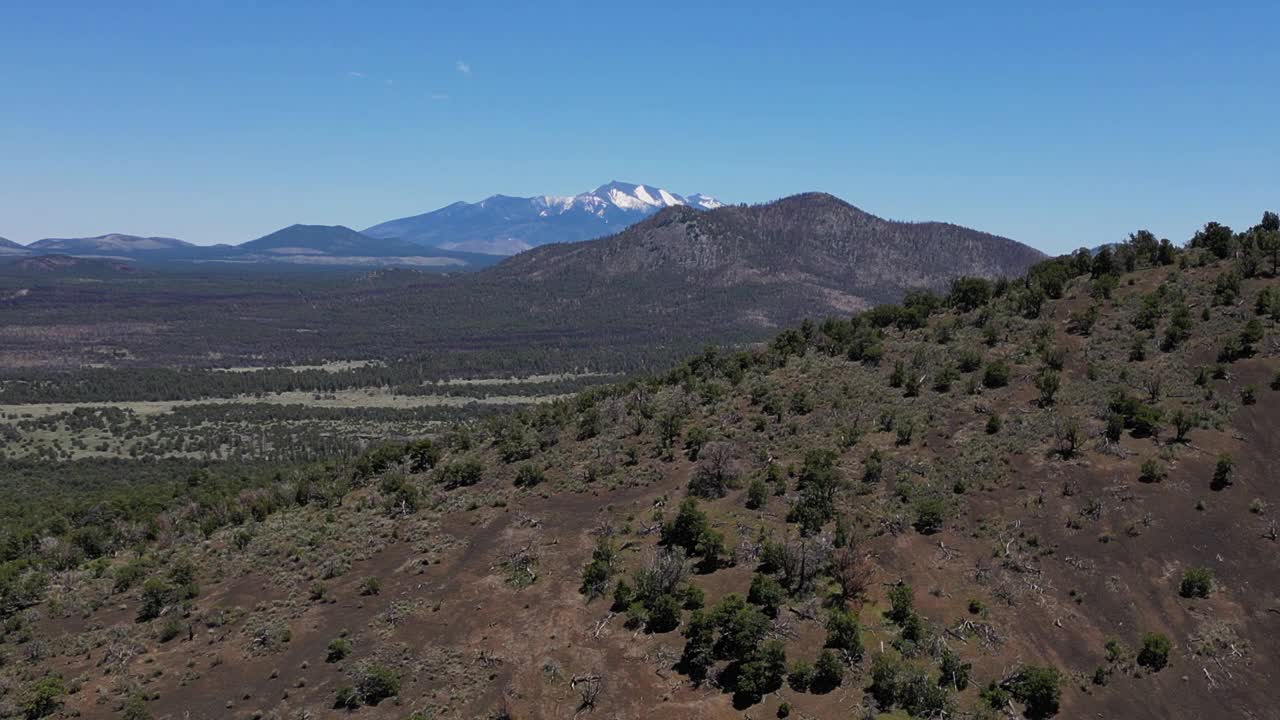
[[1, 222, 1276, 718], [1180, 567, 1214, 598], [1138, 632, 1172, 671]]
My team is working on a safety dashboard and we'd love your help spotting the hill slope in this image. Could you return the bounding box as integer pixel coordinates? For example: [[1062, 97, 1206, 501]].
[[27, 233, 194, 254], [363, 180, 724, 255], [3, 235, 1276, 719], [493, 192, 1045, 314], [0, 237, 28, 255], [240, 224, 427, 256]]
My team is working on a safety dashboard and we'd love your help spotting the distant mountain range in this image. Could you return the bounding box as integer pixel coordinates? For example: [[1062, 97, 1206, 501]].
[[0, 237, 29, 255], [0, 227, 500, 271], [234, 225, 497, 267], [363, 181, 724, 255], [0, 181, 722, 269], [0, 192, 1047, 369], [28, 234, 193, 254], [0, 184, 1042, 282]]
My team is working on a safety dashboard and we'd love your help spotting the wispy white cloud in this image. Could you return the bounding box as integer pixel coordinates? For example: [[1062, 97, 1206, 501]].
[[455, 60, 471, 75], [431, 93, 449, 101], [346, 71, 366, 79]]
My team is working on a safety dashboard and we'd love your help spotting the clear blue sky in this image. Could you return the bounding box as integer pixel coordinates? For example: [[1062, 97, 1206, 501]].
[[2, 1, 1277, 253]]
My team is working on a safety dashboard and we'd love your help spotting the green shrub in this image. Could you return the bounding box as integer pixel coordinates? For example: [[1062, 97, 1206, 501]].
[[1130, 404, 1163, 437], [326, 638, 352, 662], [1139, 458, 1165, 483], [309, 581, 328, 602], [1179, 567, 1213, 598], [1034, 369, 1061, 405], [136, 578, 172, 622], [912, 496, 947, 534], [684, 425, 710, 460], [812, 649, 844, 691], [985, 413, 1002, 434], [678, 609, 716, 684], [747, 573, 785, 617], [868, 654, 952, 716], [359, 576, 381, 596], [824, 607, 863, 659], [513, 463, 545, 487], [661, 498, 725, 567], [120, 694, 152, 720], [406, 438, 440, 472], [379, 472, 419, 514], [939, 646, 971, 690], [958, 347, 984, 372], [355, 663, 400, 705], [1137, 632, 1172, 671], [113, 562, 146, 593], [1241, 385, 1257, 405], [789, 390, 814, 415], [679, 582, 705, 610], [437, 459, 484, 489], [863, 450, 884, 483], [887, 583, 914, 624], [19, 675, 65, 720], [899, 610, 925, 644], [1172, 408, 1194, 442], [745, 477, 768, 509], [868, 653, 902, 708], [1011, 665, 1061, 719], [895, 419, 915, 446], [1211, 454, 1234, 490], [646, 593, 682, 633], [732, 639, 787, 705], [980, 681, 1011, 711], [611, 579, 635, 612], [933, 365, 958, 392], [333, 685, 359, 709], [1104, 412, 1125, 442], [983, 360, 1011, 388], [787, 660, 814, 691], [578, 537, 617, 599], [157, 615, 183, 643], [353, 443, 407, 480], [889, 361, 906, 388]]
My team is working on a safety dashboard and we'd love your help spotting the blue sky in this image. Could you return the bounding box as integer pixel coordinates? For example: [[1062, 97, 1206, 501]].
[[1, 1, 1277, 253]]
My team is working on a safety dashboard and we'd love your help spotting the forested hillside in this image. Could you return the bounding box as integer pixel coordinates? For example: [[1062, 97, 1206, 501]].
[[1, 213, 1276, 719]]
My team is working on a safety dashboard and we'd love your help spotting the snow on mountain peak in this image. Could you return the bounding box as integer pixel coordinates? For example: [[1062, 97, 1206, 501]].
[[686, 193, 724, 210], [586, 181, 720, 212], [362, 181, 725, 255]]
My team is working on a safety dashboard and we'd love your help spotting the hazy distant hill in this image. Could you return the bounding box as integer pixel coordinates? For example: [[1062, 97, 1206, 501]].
[[1, 253, 135, 274], [0, 237, 29, 255], [240, 224, 422, 256], [236, 224, 502, 268], [6, 226, 501, 271], [364, 180, 723, 255], [27, 233, 194, 254]]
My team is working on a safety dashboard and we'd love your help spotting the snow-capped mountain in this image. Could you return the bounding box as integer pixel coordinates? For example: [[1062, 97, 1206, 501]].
[[363, 181, 724, 255]]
